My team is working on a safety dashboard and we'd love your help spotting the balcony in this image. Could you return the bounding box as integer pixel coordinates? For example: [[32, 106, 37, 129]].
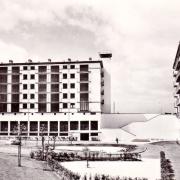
[[79, 101, 89, 112], [176, 98, 180, 106], [174, 57, 180, 71], [176, 85, 180, 94], [173, 70, 178, 77], [173, 81, 179, 87], [176, 71, 180, 82], [174, 92, 178, 97]]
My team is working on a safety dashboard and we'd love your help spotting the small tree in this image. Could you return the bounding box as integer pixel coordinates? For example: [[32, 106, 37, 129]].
[[83, 146, 90, 168], [52, 135, 57, 150]]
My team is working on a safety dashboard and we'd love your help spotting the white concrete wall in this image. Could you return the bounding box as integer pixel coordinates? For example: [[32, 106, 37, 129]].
[[89, 63, 101, 112]]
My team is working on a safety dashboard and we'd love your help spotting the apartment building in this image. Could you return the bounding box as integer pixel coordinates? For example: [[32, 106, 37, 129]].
[[173, 43, 180, 117], [0, 59, 106, 141]]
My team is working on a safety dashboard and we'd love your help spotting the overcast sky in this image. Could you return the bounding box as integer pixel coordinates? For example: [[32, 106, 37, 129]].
[[0, 0, 179, 113]]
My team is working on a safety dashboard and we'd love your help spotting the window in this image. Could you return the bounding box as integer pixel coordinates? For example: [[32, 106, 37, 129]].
[[31, 66, 35, 70], [63, 103, 68, 109], [70, 74, 75, 78], [70, 83, 75, 88], [30, 84, 35, 89], [0, 75, 7, 83], [11, 103, 19, 112], [38, 66, 46, 72], [51, 74, 59, 82], [91, 133, 98, 136], [91, 121, 98, 130], [63, 74, 67, 79], [30, 74, 35, 79], [51, 103, 59, 112], [12, 84, 19, 93], [38, 84, 46, 92], [39, 74, 47, 82], [63, 65, 67, 69], [23, 84, 27, 89], [38, 94, 46, 102], [0, 67, 7, 73], [80, 121, 89, 130], [30, 94, 35, 99], [23, 104, 27, 109], [50, 121, 58, 131], [63, 83, 67, 89], [30, 104, 34, 109], [60, 121, 68, 131], [23, 74, 27, 80], [70, 121, 78, 130], [63, 93, 67, 99], [80, 83, 88, 91], [70, 93, 75, 99], [23, 94, 27, 99], [70, 65, 75, 69], [51, 94, 59, 102], [38, 103, 46, 112], [70, 103, 75, 108], [23, 66, 27, 70], [51, 66, 59, 72], [11, 94, 19, 102], [80, 65, 88, 71], [12, 67, 19, 73], [51, 84, 59, 92]]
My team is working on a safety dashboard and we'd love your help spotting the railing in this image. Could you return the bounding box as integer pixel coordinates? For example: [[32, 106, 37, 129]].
[[79, 101, 89, 112]]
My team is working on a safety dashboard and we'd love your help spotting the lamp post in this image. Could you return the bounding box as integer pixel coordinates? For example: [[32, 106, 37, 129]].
[[13, 123, 27, 167], [39, 124, 46, 160]]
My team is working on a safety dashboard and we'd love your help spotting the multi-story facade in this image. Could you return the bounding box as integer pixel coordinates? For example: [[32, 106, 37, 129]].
[[173, 43, 180, 117], [0, 59, 105, 141]]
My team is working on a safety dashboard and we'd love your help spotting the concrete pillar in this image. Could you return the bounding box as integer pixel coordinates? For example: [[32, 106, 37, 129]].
[[7, 66, 12, 112], [8, 121, 10, 136], [47, 65, 51, 112], [48, 121, 50, 136], [27, 120, 30, 137], [58, 121, 60, 136], [38, 121, 40, 136]]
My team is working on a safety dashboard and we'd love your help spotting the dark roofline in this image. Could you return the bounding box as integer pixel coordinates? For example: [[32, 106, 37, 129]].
[[173, 42, 180, 69], [0, 60, 103, 68]]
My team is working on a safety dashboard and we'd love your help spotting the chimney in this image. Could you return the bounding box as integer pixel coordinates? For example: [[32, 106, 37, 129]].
[[48, 59, 51, 62], [28, 59, 32, 63], [68, 58, 71, 62], [9, 60, 13, 63], [89, 57, 92, 61]]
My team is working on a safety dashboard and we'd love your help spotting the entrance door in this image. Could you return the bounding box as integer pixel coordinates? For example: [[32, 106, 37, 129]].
[[80, 133, 89, 141]]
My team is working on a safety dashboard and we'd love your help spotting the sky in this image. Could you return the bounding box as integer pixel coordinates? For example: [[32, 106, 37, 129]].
[[0, 0, 179, 113]]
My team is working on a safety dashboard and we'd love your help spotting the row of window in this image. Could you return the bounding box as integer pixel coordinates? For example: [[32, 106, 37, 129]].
[[0, 120, 98, 132], [22, 64, 76, 71], [22, 73, 75, 80], [22, 93, 75, 99], [22, 83, 76, 90], [22, 103, 75, 109]]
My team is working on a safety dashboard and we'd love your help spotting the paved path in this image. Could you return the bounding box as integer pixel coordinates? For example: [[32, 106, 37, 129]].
[[0, 152, 60, 180]]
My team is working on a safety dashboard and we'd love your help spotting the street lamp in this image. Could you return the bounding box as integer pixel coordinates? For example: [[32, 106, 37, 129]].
[[13, 123, 27, 167], [39, 124, 46, 160]]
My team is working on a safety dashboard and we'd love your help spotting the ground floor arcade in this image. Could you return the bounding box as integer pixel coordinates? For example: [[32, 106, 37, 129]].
[[0, 113, 101, 141]]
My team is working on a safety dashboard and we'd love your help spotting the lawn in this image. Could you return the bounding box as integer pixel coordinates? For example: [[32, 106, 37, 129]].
[[61, 158, 160, 180]]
